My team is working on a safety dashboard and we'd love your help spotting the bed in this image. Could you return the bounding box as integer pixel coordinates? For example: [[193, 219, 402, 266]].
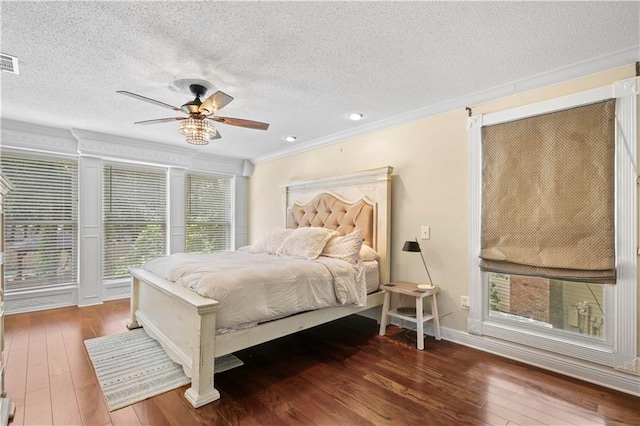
[[126, 166, 392, 407]]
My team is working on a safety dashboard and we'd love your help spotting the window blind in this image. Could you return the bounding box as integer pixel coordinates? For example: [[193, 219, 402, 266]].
[[185, 173, 232, 253], [103, 164, 167, 280], [1, 154, 78, 290], [480, 100, 616, 283]]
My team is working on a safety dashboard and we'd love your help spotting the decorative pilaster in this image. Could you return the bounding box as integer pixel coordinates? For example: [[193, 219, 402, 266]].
[[467, 114, 484, 335], [613, 77, 638, 372]]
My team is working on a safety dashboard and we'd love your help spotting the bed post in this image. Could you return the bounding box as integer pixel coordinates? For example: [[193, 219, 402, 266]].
[[127, 275, 141, 329], [376, 166, 392, 285], [184, 304, 221, 407]]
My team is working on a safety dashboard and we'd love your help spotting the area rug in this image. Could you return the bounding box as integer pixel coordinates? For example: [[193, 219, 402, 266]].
[[84, 328, 243, 411]]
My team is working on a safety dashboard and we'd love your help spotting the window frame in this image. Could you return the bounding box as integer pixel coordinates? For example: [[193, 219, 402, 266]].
[[468, 78, 637, 369]]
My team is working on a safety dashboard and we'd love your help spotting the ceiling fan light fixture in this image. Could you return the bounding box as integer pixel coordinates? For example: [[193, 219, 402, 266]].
[[178, 118, 217, 145], [117, 85, 268, 145]]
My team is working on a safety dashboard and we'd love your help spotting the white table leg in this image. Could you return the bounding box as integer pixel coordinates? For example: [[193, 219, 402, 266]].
[[379, 291, 391, 336], [431, 293, 441, 341], [416, 296, 424, 350]]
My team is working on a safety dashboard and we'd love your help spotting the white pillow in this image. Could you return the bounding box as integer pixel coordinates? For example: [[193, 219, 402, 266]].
[[359, 244, 379, 261], [322, 229, 363, 265], [249, 228, 293, 254], [277, 227, 338, 260]]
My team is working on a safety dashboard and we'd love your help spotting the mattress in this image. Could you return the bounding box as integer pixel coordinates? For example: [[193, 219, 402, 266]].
[[143, 250, 367, 332], [363, 260, 380, 293]]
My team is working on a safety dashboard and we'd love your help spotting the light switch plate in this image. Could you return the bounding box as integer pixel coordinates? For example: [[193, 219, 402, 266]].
[[460, 296, 470, 310], [420, 226, 430, 240]]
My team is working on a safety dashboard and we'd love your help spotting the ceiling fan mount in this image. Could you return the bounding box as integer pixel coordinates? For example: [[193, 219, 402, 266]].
[[180, 84, 207, 113], [181, 84, 208, 114], [117, 83, 269, 145], [188, 83, 208, 99]]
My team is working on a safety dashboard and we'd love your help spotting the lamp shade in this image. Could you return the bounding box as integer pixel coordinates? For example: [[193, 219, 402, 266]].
[[402, 240, 421, 252], [402, 238, 433, 285]]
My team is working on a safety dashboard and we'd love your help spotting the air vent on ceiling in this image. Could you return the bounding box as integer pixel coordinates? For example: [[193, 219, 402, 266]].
[[1, 53, 19, 74]]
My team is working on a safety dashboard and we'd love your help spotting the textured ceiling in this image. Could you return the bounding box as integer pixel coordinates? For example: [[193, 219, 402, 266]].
[[1, 1, 638, 162]]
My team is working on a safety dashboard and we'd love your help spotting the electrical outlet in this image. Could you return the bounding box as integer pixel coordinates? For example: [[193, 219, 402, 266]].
[[460, 296, 470, 310], [420, 226, 430, 240]]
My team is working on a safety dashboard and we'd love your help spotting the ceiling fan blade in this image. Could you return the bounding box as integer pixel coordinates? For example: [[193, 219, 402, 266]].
[[133, 117, 186, 125], [117, 91, 185, 113], [211, 116, 269, 130], [199, 91, 234, 115]]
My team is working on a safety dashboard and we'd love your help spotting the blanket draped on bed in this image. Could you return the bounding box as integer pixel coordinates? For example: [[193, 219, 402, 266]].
[[143, 251, 366, 332]]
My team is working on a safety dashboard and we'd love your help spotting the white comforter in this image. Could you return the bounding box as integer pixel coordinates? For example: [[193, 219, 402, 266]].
[[143, 251, 366, 331]]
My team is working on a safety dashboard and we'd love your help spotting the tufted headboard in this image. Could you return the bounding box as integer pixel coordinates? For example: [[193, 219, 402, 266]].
[[282, 166, 393, 284], [288, 193, 375, 248]]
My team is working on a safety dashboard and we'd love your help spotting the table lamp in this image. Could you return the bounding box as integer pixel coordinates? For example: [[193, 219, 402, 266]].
[[402, 238, 434, 287]]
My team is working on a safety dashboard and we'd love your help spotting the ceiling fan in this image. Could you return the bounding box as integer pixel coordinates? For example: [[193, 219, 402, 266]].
[[117, 84, 269, 145]]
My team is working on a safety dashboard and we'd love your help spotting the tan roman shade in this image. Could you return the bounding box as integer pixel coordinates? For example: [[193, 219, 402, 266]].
[[480, 99, 616, 284]]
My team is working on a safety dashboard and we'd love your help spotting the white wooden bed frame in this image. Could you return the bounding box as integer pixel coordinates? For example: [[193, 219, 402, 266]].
[[127, 166, 393, 407]]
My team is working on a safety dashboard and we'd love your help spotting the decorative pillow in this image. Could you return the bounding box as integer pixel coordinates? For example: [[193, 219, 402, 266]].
[[249, 228, 294, 254], [277, 227, 338, 260], [321, 229, 364, 265], [359, 244, 379, 262]]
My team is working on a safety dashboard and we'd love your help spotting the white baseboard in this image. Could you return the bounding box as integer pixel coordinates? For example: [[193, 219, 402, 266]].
[[103, 280, 131, 301], [439, 326, 640, 397], [5, 285, 77, 314], [378, 318, 638, 396]]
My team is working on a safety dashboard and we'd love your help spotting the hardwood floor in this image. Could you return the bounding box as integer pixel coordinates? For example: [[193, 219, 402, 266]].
[[4, 299, 639, 425]]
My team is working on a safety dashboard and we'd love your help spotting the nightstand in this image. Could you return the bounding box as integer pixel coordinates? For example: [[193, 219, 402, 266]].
[[378, 281, 441, 350]]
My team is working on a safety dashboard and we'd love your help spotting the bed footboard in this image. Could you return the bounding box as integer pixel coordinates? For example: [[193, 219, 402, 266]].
[[128, 268, 220, 407], [128, 267, 386, 407]]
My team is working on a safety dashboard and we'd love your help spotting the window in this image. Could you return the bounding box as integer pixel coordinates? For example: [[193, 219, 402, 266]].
[[488, 273, 605, 339], [103, 164, 167, 280], [1, 153, 78, 291], [185, 172, 232, 253], [480, 100, 614, 343], [468, 79, 637, 368]]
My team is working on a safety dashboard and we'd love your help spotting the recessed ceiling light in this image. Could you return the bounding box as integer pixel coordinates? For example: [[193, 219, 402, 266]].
[[284, 136, 297, 142], [348, 112, 364, 121]]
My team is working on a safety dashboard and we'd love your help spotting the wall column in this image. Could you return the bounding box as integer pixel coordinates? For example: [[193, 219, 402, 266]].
[[234, 176, 248, 248], [78, 156, 103, 306], [169, 168, 186, 254]]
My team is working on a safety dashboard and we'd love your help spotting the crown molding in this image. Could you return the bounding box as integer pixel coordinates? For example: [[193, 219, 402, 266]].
[[74, 128, 245, 175], [1, 119, 78, 155], [73, 128, 195, 167], [189, 154, 244, 176], [0, 121, 245, 176], [252, 47, 640, 164]]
